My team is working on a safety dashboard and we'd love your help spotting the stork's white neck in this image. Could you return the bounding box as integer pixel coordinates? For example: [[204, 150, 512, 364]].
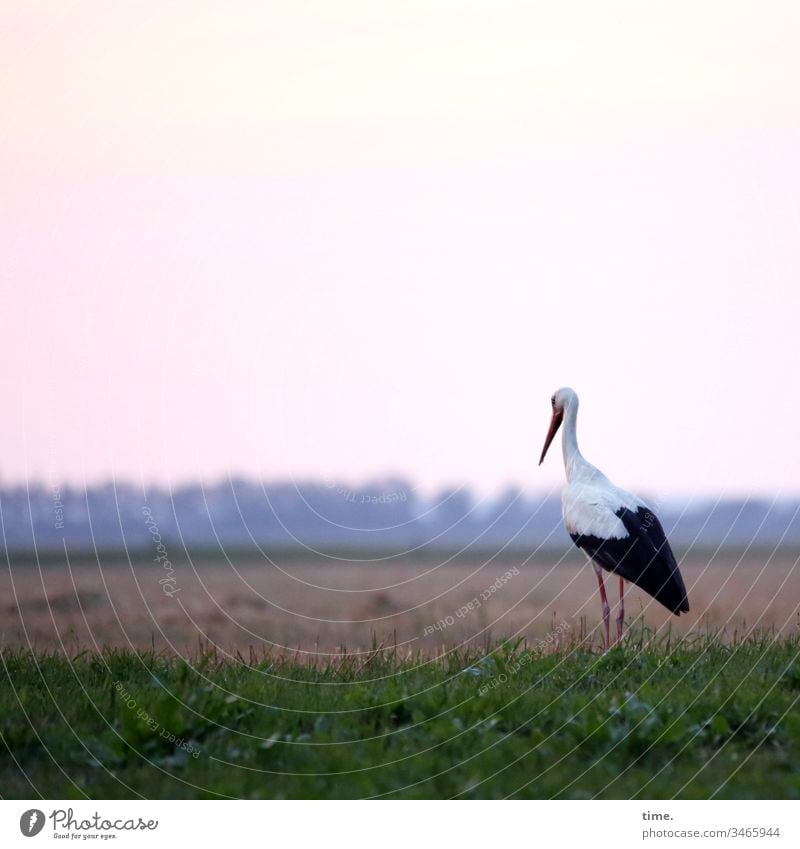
[[561, 398, 593, 482]]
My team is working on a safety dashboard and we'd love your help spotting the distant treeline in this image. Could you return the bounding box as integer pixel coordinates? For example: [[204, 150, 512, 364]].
[[1, 478, 798, 554]]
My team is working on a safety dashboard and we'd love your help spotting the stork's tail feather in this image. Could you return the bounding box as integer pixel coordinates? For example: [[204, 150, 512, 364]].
[[571, 505, 691, 617], [655, 573, 690, 615]]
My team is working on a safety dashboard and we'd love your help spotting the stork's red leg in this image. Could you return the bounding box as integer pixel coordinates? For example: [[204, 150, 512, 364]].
[[593, 564, 610, 649], [616, 577, 625, 644]]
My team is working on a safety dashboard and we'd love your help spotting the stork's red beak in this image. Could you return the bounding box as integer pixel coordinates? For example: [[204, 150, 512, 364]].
[[539, 409, 563, 465]]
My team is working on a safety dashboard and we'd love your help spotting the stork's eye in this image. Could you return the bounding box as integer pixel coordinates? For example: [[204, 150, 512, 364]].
[[551, 396, 556, 406]]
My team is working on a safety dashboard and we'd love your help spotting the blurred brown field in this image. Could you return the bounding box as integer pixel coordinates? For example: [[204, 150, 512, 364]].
[[2, 550, 799, 658]]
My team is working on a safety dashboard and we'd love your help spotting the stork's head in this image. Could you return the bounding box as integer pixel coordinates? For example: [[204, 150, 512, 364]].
[[539, 387, 578, 465]]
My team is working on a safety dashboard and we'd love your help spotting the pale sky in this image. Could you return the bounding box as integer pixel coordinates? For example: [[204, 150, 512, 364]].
[[1, 2, 799, 497]]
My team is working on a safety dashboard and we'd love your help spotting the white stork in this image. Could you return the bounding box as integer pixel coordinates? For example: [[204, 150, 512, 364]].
[[539, 387, 689, 647]]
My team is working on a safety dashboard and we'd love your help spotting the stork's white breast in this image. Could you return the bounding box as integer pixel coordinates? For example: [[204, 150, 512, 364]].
[[562, 480, 648, 541]]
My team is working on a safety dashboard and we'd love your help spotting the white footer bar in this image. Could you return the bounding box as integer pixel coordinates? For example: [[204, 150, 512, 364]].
[[2, 800, 795, 848]]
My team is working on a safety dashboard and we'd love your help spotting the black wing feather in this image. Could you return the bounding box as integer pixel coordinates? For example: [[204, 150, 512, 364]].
[[570, 506, 690, 615]]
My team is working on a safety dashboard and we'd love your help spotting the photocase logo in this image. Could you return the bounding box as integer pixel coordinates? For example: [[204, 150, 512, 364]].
[[19, 809, 45, 837], [16, 807, 159, 838]]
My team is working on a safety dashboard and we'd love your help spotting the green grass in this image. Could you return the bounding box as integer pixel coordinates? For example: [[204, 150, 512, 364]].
[[2, 629, 800, 799]]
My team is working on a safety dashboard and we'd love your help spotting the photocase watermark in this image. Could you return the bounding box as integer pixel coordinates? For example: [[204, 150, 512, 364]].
[[423, 567, 520, 636], [140, 506, 181, 597], [476, 620, 571, 696], [640, 508, 658, 532], [323, 478, 409, 504], [115, 681, 200, 759], [51, 484, 64, 530]]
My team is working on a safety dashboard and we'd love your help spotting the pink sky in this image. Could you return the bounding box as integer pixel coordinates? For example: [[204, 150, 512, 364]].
[[1, 2, 799, 497]]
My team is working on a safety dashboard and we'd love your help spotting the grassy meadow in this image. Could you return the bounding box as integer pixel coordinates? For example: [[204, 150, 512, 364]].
[[1, 549, 799, 798], [2, 633, 800, 799]]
